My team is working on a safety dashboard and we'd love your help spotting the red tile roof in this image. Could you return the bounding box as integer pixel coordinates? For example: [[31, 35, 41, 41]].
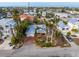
[[19, 14, 34, 21]]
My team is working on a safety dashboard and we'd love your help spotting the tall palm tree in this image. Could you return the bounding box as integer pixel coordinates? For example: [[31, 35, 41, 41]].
[[11, 9, 20, 44], [12, 9, 20, 24], [51, 17, 61, 44]]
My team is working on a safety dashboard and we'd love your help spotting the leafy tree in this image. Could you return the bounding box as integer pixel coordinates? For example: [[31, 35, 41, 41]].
[[12, 9, 20, 24], [2, 9, 7, 18], [46, 13, 55, 18], [61, 9, 65, 12], [67, 32, 71, 36], [11, 9, 30, 46], [71, 29, 78, 33], [63, 21, 68, 25], [0, 32, 2, 39], [34, 17, 41, 24], [11, 20, 30, 45]]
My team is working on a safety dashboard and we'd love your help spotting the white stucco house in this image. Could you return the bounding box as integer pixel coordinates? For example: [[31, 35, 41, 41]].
[[0, 18, 16, 40], [58, 18, 79, 35], [54, 12, 69, 18]]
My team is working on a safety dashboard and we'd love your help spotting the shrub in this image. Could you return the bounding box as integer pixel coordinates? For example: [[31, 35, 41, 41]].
[[67, 32, 71, 36], [45, 42, 51, 47], [11, 36, 16, 45], [71, 29, 78, 33]]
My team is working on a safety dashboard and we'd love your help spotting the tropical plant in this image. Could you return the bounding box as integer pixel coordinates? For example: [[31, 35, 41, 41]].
[[35, 17, 41, 24], [12, 20, 30, 45], [11, 36, 17, 45], [71, 29, 78, 33], [12, 9, 20, 24], [11, 9, 30, 46], [46, 13, 55, 18], [63, 21, 68, 25], [67, 32, 71, 36], [0, 32, 2, 39]]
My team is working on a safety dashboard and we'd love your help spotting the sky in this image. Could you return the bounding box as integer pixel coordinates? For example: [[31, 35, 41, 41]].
[[0, 2, 79, 7]]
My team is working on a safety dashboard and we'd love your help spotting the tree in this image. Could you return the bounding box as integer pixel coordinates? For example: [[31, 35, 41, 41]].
[[11, 20, 30, 45], [0, 32, 2, 39], [11, 9, 20, 42], [71, 29, 78, 33], [34, 17, 41, 24], [12, 9, 20, 24], [61, 9, 65, 12], [51, 17, 61, 43], [67, 32, 71, 36], [63, 21, 68, 25], [2, 9, 7, 18], [46, 13, 55, 18], [11, 9, 21, 46]]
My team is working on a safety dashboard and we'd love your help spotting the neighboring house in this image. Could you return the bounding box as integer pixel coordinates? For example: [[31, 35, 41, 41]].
[[68, 18, 79, 30], [29, 11, 35, 15], [19, 14, 34, 22], [25, 25, 36, 37], [58, 21, 70, 35], [0, 18, 16, 40], [7, 12, 12, 18], [25, 24, 46, 37], [54, 12, 69, 18], [58, 21, 70, 30], [36, 24, 46, 34], [58, 18, 79, 35], [42, 12, 46, 16]]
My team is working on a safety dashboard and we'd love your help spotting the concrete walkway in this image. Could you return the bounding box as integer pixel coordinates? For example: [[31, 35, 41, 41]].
[[0, 35, 13, 50], [0, 39, 13, 50]]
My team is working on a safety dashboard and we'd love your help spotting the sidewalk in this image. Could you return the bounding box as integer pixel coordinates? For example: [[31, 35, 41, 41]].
[[0, 35, 13, 50]]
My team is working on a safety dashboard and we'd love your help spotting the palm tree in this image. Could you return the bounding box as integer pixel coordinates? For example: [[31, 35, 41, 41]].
[[63, 20, 68, 25], [12, 9, 20, 24], [11, 9, 20, 45], [51, 17, 61, 45], [44, 15, 61, 44]]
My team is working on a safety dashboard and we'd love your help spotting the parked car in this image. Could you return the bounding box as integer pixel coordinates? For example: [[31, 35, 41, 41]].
[[66, 36, 73, 42]]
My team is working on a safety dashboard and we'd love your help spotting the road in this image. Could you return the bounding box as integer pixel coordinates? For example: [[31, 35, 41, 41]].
[[0, 43, 78, 57]]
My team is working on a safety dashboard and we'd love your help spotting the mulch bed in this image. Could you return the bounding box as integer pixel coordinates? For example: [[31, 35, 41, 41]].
[[73, 38, 79, 45], [23, 37, 35, 45]]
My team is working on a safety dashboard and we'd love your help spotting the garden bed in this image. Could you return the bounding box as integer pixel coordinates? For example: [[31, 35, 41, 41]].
[[35, 36, 71, 48]]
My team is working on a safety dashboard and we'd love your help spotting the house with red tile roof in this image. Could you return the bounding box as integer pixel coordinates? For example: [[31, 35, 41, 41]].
[[19, 14, 34, 22]]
